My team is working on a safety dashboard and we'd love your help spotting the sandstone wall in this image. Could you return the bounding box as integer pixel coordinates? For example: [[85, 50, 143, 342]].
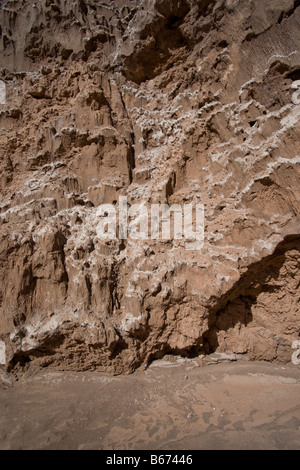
[[0, 0, 299, 373]]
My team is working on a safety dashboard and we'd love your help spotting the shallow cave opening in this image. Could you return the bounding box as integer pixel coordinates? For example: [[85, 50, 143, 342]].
[[123, 3, 190, 84], [109, 337, 128, 361], [200, 235, 300, 358], [287, 69, 300, 81], [7, 351, 32, 372], [146, 235, 300, 366], [124, 27, 188, 84], [7, 333, 67, 372]]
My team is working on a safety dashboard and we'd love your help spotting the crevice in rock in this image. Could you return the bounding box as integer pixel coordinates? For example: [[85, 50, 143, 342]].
[[278, 0, 300, 24], [127, 137, 136, 184]]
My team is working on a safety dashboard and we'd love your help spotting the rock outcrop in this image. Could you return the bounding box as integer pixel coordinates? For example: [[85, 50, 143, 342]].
[[0, 0, 299, 374]]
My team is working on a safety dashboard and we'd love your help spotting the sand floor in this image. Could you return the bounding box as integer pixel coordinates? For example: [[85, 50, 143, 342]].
[[0, 358, 300, 450]]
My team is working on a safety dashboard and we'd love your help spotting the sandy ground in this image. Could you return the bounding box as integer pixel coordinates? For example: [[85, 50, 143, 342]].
[[0, 357, 300, 450]]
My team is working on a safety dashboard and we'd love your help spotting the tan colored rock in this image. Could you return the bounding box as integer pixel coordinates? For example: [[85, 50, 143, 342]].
[[0, 0, 299, 374]]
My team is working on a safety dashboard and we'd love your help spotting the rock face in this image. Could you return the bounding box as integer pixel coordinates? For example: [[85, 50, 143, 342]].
[[0, 0, 299, 374]]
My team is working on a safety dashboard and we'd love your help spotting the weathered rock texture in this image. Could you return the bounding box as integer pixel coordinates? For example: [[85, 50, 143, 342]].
[[0, 0, 299, 373]]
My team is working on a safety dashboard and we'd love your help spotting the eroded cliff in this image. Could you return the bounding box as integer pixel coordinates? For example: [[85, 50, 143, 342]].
[[0, 0, 299, 374]]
